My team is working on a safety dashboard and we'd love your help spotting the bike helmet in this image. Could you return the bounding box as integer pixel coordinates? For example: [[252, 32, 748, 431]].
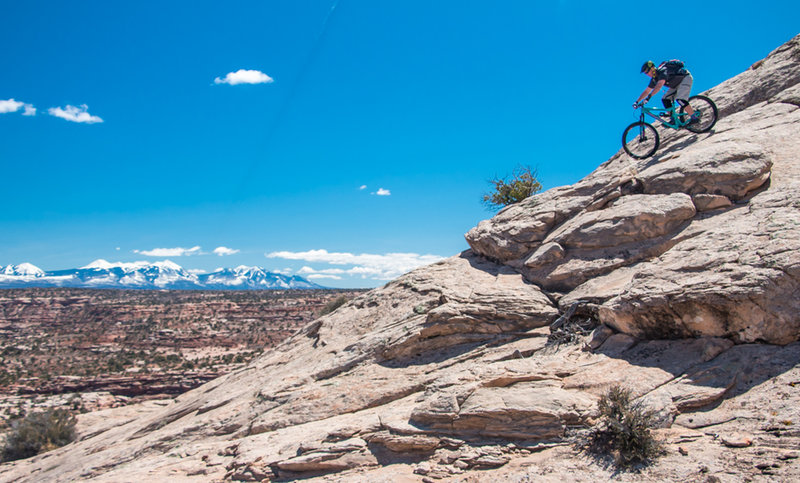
[[641, 60, 655, 73]]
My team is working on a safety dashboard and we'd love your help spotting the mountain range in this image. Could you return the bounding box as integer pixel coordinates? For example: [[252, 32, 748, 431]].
[[0, 260, 323, 290]]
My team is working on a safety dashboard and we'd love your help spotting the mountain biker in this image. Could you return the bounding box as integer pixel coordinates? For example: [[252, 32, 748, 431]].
[[634, 60, 700, 126]]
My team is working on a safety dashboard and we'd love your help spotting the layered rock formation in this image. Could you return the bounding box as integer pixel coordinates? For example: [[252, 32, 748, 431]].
[[467, 35, 800, 345], [1, 35, 799, 482]]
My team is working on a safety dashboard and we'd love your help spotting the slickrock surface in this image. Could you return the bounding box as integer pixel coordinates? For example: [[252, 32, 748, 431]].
[[2, 35, 799, 483]]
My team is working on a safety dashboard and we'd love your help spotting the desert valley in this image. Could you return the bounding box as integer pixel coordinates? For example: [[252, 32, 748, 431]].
[[0, 289, 362, 429]]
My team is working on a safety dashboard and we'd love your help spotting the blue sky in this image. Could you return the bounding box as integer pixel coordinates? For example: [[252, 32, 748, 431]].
[[1, 1, 798, 288]]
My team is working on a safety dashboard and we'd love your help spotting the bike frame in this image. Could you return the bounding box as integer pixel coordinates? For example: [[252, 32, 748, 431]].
[[637, 104, 689, 130], [624, 95, 716, 159]]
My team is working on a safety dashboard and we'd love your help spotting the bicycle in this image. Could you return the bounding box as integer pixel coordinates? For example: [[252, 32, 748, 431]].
[[622, 95, 718, 159]]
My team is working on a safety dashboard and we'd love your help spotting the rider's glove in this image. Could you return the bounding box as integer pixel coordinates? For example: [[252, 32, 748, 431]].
[[633, 101, 640, 108]]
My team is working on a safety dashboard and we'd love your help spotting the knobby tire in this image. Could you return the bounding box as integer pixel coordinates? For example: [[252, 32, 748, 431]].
[[622, 121, 660, 159], [682, 95, 718, 133]]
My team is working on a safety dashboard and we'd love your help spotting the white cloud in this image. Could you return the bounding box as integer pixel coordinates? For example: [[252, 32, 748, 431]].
[[0, 99, 22, 113], [359, 185, 367, 190], [214, 69, 274, 85], [134, 246, 202, 257], [298, 266, 345, 275], [307, 273, 343, 280], [372, 188, 391, 196], [48, 104, 103, 124], [0, 99, 36, 116], [213, 246, 240, 256], [267, 249, 444, 280]]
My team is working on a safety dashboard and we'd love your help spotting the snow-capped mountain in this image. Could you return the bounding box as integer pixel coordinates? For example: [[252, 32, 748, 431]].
[[1, 263, 46, 277], [198, 266, 321, 290], [42, 260, 203, 289], [0, 261, 323, 290]]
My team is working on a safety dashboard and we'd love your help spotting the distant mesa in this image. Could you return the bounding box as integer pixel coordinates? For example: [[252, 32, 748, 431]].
[[0, 260, 323, 290]]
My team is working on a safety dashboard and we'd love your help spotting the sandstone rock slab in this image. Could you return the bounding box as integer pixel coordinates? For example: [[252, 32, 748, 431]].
[[597, 187, 800, 344], [412, 381, 595, 441], [639, 141, 772, 200]]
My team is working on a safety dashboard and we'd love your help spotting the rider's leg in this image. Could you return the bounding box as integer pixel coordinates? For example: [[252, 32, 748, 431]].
[[676, 75, 694, 116], [661, 91, 676, 119], [661, 92, 674, 109]]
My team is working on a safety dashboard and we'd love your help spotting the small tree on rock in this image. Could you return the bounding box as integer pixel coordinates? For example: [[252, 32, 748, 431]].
[[482, 165, 542, 210]]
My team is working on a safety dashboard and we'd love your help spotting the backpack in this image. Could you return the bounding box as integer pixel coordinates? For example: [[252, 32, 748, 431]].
[[660, 59, 687, 76]]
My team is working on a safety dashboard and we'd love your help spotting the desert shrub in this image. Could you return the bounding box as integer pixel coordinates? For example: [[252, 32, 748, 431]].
[[319, 295, 349, 316], [1, 409, 77, 462], [589, 385, 662, 468], [482, 165, 542, 210], [0, 369, 17, 385], [413, 304, 429, 315], [107, 358, 125, 372]]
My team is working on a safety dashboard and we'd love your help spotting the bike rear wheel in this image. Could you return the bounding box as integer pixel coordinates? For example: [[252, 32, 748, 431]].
[[622, 121, 660, 159], [682, 95, 718, 133]]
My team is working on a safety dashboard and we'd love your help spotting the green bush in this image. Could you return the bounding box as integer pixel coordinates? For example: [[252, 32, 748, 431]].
[[107, 358, 125, 372], [1, 409, 77, 462], [589, 385, 662, 468], [482, 165, 542, 210], [319, 295, 349, 316]]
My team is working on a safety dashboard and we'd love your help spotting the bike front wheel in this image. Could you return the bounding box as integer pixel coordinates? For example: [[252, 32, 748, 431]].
[[622, 121, 660, 159], [682, 95, 718, 133]]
